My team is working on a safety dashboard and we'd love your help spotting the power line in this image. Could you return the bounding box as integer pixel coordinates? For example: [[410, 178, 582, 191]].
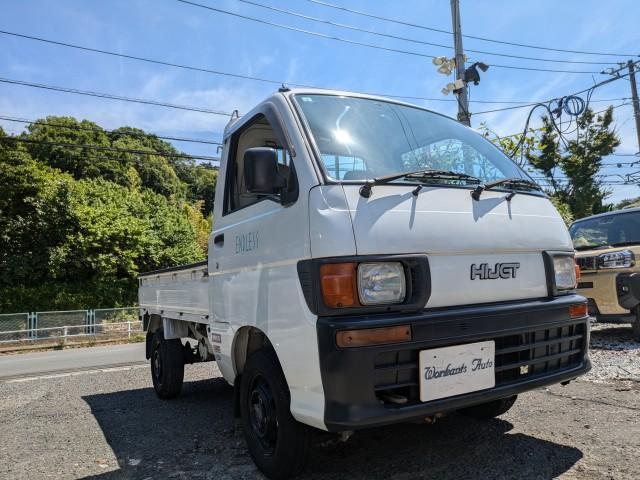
[[473, 73, 630, 115], [1, 73, 630, 133], [306, 0, 639, 58], [0, 136, 220, 162], [233, 0, 618, 66], [496, 101, 631, 138], [0, 77, 235, 116], [0, 30, 629, 106], [0, 115, 222, 146], [175, 0, 608, 74]]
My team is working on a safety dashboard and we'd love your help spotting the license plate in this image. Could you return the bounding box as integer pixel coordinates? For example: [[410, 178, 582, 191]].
[[419, 341, 495, 402]]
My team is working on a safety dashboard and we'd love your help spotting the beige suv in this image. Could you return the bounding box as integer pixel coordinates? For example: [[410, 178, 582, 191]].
[[570, 208, 640, 340]]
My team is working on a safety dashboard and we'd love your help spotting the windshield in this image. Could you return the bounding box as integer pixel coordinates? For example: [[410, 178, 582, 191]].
[[570, 211, 640, 250], [294, 94, 530, 185]]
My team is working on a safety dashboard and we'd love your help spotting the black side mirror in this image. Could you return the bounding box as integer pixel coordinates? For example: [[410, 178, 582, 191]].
[[243, 147, 286, 195]]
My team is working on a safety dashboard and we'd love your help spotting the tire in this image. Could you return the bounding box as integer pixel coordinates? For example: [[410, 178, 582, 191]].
[[459, 395, 517, 419], [632, 308, 640, 341], [150, 329, 184, 399], [240, 349, 311, 479]]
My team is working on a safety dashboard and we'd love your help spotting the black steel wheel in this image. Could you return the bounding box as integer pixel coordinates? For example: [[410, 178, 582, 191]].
[[240, 349, 311, 479], [150, 329, 184, 399], [459, 395, 517, 419]]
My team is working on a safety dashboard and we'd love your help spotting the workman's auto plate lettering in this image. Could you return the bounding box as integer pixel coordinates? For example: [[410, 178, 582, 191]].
[[419, 341, 495, 402]]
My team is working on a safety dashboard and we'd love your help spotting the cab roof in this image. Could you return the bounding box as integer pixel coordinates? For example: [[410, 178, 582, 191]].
[[224, 87, 458, 136]]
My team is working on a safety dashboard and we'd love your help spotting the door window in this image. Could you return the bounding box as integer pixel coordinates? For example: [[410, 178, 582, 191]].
[[224, 115, 296, 215]]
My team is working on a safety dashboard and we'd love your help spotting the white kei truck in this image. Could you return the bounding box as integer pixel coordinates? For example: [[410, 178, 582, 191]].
[[139, 88, 591, 479]]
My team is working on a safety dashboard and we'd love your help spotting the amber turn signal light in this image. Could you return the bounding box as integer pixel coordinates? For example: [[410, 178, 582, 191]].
[[319, 262, 359, 308], [574, 263, 581, 282], [569, 303, 588, 318], [336, 325, 412, 348]]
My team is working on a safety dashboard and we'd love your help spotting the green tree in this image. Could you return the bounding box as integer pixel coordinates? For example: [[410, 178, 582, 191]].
[[616, 197, 640, 209], [110, 135, 185, 198], [25, 116, 133, 185], [0, 117, 214, 312], [528, 108, 619, 219], [0, 153, 76, 285]]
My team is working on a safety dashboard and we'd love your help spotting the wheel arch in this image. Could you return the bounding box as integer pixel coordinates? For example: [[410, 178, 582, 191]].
[[232, 326, 275, 377], [231, 326, 279, 418], [145, 314, 163, 359]]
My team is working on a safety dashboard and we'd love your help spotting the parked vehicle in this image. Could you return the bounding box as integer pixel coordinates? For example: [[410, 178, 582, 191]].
[[571, 207, 640, 340], [139, 88, 590, 479]]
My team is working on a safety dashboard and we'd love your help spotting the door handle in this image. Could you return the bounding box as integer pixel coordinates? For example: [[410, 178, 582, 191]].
[[214, 233, 224, 246]]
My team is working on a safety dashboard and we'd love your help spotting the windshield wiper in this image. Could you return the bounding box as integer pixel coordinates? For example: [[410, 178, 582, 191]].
[[359, 169, 481, 198], [471, 177, 541, 201]]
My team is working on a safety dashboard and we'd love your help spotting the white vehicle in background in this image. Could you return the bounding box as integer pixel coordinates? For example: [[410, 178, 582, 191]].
[[139, 88, 590, 479]]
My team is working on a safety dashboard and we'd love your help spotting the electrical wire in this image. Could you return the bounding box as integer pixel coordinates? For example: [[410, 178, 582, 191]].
[[0, 115, 222, 146], [175, 0, 608, 74], [306, 0, 639, 58], [1, 30, 631, 105], [0, 77, 235, 116], [474, 72, 631, 115], [233, 0, 620, 65], [0, 136, 220, 162]]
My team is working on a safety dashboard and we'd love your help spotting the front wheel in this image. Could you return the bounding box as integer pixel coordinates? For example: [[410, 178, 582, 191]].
[[240, 349, 311, 479], [150, 329, 184, 399], [459, 395, 517, 419]]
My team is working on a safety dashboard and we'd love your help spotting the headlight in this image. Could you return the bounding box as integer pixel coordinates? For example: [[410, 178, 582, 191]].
[[552, 255, 577, 291], [357, 262, 406, 305], [598, 250, 634, 269]]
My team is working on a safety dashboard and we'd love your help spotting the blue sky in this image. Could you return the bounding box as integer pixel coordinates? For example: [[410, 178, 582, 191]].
[[1, 0, 639, 202]]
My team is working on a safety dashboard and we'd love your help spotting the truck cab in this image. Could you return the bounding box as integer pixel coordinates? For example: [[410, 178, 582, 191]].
[[139, 89, 590, 479]]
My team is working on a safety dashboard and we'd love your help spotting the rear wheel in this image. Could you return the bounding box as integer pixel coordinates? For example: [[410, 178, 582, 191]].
[[459, 395, 517, 419], [150, 329, 184, 399], [240, 349, 311, 479]]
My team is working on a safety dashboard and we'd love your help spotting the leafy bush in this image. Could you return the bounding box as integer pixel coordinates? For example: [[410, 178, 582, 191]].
[[0, 117, 215, 313]]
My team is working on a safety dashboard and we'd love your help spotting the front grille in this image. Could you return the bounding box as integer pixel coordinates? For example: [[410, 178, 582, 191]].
[[576, 256, 597, 271], [373, 321, 586, 407]]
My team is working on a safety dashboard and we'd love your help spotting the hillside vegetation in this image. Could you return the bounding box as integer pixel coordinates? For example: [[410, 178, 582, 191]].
[[0, 117, 217, 312]]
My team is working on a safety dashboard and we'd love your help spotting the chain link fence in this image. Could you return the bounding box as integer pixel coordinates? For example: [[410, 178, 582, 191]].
[[0, 313, 30, 341], [0, 308, 142, 344]]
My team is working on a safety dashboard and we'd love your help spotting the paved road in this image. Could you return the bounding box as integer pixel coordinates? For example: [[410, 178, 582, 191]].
[[0, 343, 146, 380], [0, 363, 638, 479]]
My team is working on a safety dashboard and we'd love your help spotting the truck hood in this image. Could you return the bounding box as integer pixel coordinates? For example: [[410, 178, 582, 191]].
[[340, 184, 573, 308], [342, 184, 572, 255]]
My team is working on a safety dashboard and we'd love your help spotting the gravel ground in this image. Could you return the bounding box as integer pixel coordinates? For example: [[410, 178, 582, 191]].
[[0, 324, 638, 480], [586, 322, 640, 383]]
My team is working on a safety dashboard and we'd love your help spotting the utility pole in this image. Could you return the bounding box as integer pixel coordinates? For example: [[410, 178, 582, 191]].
[[603, 60, 640, 154], [450, 0, 470, 126], [627, 60, 640, 154]]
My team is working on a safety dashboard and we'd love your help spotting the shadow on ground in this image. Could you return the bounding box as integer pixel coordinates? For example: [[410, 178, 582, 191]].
[[82, 379, 582, 479], [590, 324, 640, 350]]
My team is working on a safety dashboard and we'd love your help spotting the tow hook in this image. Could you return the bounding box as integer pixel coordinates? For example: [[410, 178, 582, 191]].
[[339, 431, 354, 442], [318, 430, 354, 448], [561, 379, 572, 386], [424, 412, 447, 424]]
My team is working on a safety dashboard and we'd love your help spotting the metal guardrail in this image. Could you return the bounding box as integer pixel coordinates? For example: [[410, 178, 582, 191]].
[[0, 307, 142, 344]]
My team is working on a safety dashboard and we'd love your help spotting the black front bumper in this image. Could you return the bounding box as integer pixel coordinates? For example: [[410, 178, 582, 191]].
[[317, 295, 591, 431]]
